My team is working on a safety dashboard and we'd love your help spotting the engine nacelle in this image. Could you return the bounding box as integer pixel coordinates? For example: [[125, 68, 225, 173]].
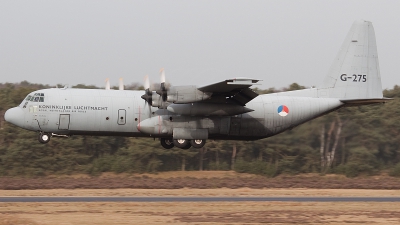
[[166, 86, 212, 103], [151, 93, 168, 109], [167, 103, 254, 116]]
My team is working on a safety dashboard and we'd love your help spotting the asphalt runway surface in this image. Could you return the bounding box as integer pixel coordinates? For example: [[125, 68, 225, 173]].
[[2, 196, 400, 202]]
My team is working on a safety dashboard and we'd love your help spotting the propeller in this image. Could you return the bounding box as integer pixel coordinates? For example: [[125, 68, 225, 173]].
[[140, 75, 154, 117], [141, 75, 152, 105], [119, 78, 124, 90], [156, 68, 169, 101], [105, 78, 110, 90], [140, 68, 170, 109]]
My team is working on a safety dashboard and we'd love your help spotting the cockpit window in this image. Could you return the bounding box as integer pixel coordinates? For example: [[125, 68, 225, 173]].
[[26, 93, 45, 102]]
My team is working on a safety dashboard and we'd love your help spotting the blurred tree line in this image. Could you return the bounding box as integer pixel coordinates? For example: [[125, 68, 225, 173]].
[[1, 81, 400, 178]]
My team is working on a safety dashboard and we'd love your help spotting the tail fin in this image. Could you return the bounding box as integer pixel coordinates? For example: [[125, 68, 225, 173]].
[[318, 20, 384, 102]]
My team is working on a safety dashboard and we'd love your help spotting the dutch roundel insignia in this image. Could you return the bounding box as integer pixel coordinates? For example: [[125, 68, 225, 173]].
[[277, 105, 289, 117]]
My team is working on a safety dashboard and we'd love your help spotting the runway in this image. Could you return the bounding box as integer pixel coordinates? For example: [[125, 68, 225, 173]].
[[2, 196, 400, 202]]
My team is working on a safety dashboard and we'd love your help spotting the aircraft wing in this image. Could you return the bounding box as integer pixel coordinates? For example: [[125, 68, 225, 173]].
[[198, 77, 261, 106]]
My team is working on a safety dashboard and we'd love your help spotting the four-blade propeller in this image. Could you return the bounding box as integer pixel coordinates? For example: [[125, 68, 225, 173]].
[[141, 75, 153, 105], [156, 68, 168, 102], [141, 68, 169, 107]]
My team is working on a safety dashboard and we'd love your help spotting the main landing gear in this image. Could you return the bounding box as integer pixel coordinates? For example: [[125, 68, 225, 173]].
[[160, 138, 174, 149], [38, 132, 51, 144], [160, 138, 206, 149], [190, 139, 206, 148], [173, 139, 192, 149]]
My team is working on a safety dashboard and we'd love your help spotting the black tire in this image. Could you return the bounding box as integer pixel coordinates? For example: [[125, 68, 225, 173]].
[[38, 132, 51, 144], [173, 139, 191, 149], [190, 139, 206, 148], [160, 138, 174, 149], [182, 142, 192, 149]]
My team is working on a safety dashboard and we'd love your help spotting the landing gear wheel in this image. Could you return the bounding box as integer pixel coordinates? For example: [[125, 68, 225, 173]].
[[160, 138, 174, 149], [190, 139, 206, 148], [173, 139, 191, 149], [38, 132, 51, 144], [182, 142, 192, 149]]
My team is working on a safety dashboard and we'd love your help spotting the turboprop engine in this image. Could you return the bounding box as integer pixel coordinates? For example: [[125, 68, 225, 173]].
[[164, 86, 212, 104], [167, 103, 253, 116], [149, 86, 212, 108], [141, 69, 213, 109]]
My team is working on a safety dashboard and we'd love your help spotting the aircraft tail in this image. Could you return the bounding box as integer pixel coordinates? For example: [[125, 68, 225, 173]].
[[318, 20, 386, 103]]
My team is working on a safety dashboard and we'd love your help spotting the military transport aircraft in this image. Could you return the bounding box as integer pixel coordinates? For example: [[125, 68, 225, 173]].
[[4, 20, 390, 149]]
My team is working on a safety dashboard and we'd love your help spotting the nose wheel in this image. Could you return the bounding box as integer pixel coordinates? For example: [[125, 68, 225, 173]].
[[38, 132, 51, 144]]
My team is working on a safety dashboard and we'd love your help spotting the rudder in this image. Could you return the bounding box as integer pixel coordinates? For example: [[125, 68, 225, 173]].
[[318, 20, 383, 100]]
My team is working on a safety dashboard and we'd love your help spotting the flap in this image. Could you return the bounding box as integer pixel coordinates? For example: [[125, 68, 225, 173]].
[[198, 77, 261, 105], [198, 77, 261, 93]]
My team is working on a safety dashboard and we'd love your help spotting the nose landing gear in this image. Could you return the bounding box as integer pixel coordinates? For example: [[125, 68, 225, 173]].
[[38, 132, 51, 144]]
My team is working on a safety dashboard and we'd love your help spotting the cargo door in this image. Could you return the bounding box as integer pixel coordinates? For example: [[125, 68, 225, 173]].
[[58, 114, 70, 130], [29, 105, 40, 130]]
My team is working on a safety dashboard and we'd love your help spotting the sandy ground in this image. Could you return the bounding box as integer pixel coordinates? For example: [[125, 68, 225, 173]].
[[1, 188, 400, 224], [2, 171, 400, 189], [1, 172, 400, 224], [1, 201, 400, 225]]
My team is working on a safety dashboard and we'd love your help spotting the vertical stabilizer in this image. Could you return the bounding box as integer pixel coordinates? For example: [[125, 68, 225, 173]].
[[319, 20, 383, 100]]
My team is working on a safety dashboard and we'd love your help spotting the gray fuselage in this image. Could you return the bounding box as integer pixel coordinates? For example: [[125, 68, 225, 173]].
[[8, 88, 343, 141]]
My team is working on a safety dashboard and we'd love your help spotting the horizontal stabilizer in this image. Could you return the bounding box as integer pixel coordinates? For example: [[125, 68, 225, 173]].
[[340, 98, 393, 106]]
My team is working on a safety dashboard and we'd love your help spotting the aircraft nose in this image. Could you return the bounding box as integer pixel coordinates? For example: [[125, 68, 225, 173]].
[[4, 107, 25, 127]]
